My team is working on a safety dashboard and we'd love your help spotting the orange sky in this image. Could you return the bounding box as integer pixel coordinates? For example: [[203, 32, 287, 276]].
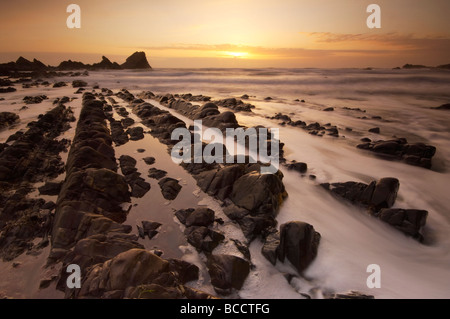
[[0, 0, 449, 68]]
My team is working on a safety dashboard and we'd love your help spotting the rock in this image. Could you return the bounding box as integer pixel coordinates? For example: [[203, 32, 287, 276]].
[[377, 208, 428, 242], [230, 171, 286, 214], [0, 112, 20, 129], [72, 80, 87, 88], [323, 107, 334, 112], [137, 149, 145, 153], [329, 291, 375, 299], [53, 82, 67, 88], [119, 155, 137, 175], [23, 95, 48, 104], [322, 177, 399, 211], [140, 220, 162, 239], [127, 127, 144, 141], [143, 157, 155, 165], [241, 94, 249, 99], [158, 177, 182, 200], [433, 103, 450, 110], [121, 118, 135, 128], [0, 87, 16, 93], [121, 52, 152, 69], [184, 226, 224, 252], [79, 249, 169, 296], [179, 208, 215, 227], [370, 178, 399, 210], [261, 231, 280, 265], [206, 254, 250, 295], [277, 221, 321, 274], [148, 168, 167, 180], [285, 161, 307, 174], [38, 181, 63, 196], [130, 179, 151, 198], [368, 127, 380, 134]]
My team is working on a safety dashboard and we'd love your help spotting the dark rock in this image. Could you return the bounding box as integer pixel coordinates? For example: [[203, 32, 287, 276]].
[[285, 161, 307, 174], [0, 112, 20, 129], [184, 208, 215, 227], [184, 226, 224, 252], [79, 249, 168, 297], [143, 157, 155, 165], [53, 82, 67, 88], [356, 138, 436, 169], [323, 107, 334, 112], [140, 220, 162, 239], [72, 80, 87, 88], [368, 127, 380, 134], [261, 231, 280, 265], [377, 208, 428, 242], [277, 221, 321, 274], [130, 179, 151, 198], [38, 181, 63, 196], [433, 103, 450, 110], [121, 118, 135, 128], [206, 254, 250, 295], [158, 177, 182, 200], [127, 127, 144, 141], [121, 52, 152, 69], [329, 291, 375, 299], [0, 87, 16, 93], [148, 168, 167, 180], [370, 178, 400, 210]]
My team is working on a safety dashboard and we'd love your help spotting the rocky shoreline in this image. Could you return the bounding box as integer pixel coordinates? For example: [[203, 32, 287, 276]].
[[0, 66, 443, 299]]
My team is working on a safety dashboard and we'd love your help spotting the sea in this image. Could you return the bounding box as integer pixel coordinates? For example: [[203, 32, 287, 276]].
[[1, 67, 449, 299]]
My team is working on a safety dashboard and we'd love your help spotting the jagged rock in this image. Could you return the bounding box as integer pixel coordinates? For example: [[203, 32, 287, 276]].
[[143, 157, 155, 165], [377, 208, 428, 242], [277, 221, 321, 274], [285, 161, 307, 174], [206, 254, 250, 295], [72, 80, 88, 88], [158, 177, 182, 200], [121, 52, 152, 69], [184, 226, 224, 252], [79, 249, 169, 297], [0, 112, 19, 129], [322, 177, 399, 211], [148, 168, 167, 180], [38, 181, 63, 196], [127, 127, 144, 141], [357, 138, 436, 169]]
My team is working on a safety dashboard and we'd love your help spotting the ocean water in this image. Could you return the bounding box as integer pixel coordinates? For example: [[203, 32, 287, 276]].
[[2, 68, 450, 298], [82, 68, 450, 299]]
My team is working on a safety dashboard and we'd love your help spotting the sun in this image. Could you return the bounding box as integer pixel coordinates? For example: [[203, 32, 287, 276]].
[[223, 51, 249, 58]]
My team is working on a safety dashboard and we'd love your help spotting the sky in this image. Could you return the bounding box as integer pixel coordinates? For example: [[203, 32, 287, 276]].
[[0, 0, 449, 68]]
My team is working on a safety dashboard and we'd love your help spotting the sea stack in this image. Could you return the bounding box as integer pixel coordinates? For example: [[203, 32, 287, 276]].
[[121, 51, 152, 69]]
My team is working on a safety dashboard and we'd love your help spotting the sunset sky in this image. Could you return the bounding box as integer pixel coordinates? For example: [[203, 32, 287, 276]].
[[0, 0, 449, 68]]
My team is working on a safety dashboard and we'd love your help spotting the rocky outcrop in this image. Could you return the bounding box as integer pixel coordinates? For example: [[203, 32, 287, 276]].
[[0, 104, 74, 261], [92, 56, 121, 70], [321, 178, 428, 241], [261, 222, 320, 274], [0, 112, 19, 130], [206, 254, 250, 295], [75, 248, 203, 299], [357, 138, 436, 169], [121, 52, 152, 69]]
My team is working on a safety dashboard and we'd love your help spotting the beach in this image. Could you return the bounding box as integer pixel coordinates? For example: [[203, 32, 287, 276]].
[[1, 67, 449, 299]]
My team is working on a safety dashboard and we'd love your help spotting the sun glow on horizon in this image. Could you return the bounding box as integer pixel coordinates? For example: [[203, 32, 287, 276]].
[[222, 51, 250, 59]]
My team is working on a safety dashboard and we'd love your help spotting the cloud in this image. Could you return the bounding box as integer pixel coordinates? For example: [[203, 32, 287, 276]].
[[302, 32, 450, 51]]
